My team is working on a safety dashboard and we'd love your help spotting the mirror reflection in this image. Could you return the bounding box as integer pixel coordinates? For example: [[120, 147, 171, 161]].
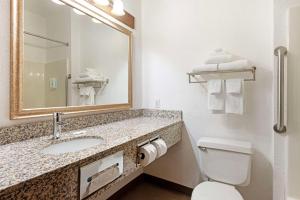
[[23, 0, 130, 109]]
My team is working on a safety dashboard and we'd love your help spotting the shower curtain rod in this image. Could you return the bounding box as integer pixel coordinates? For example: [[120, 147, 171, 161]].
[[24, 31, 69, 47]]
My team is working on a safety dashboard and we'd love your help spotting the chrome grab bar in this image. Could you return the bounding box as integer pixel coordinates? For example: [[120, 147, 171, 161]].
[[273, 46, 287, 134]]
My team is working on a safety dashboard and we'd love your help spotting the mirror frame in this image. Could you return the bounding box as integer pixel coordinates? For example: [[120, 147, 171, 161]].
[[10, 0, 133, 119]]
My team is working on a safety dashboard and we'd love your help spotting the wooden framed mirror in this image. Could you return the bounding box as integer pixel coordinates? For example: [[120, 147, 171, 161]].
[[10, 0, 133, 119]]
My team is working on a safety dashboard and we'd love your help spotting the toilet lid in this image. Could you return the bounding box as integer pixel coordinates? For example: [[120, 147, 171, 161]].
[[191, 182, 244, 200]]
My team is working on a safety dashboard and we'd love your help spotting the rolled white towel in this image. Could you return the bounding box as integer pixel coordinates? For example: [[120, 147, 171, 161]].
[[205, 48, 244, 64], [193, 64, 218, 73], [210, 48, 238, 55], [79, 72, 100, 78], [209, 48, 227, 56], [79, 68, 99, 78], [79, 73, 91, 78], [75, 77, 105, 83], [218, 60, 251, 70], [212, 48, 224, 54], [205, 54, 235, 64], [84, 68, 96, 73], [79, 74, 103, 79]]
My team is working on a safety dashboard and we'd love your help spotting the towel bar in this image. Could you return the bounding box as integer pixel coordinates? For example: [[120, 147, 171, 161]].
[[187, 67, 256, 84]]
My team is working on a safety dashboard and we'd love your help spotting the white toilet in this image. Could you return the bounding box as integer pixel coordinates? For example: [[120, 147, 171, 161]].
[[192, 137, 253, 200]]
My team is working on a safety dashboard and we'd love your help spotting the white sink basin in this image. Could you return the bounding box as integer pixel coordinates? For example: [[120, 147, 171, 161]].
[[41, 137, 104, 155]]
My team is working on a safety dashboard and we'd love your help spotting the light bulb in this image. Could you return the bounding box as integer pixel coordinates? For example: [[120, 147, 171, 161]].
[[94, 0, 110, 6], [111, 0, 125, 16], [73, 8, 85, 15], [51, 0, 65, 5], [91, 18, 102, 24]]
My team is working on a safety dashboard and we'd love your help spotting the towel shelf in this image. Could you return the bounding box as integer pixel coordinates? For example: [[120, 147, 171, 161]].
[[73, 79, 109, 89], [187, 67, 256, 83]]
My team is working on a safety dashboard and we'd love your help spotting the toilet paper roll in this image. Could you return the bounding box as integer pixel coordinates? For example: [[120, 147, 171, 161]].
[[139, 144, 157, 167], [152, 139, 167, 158]]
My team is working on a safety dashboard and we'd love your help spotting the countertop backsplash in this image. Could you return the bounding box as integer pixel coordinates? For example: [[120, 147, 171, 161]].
[[0, 109, 182, 145]]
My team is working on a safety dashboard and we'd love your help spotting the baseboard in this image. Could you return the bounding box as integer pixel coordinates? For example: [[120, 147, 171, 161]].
[[143, 174, 193, 195], [108, 173, 193, 199]]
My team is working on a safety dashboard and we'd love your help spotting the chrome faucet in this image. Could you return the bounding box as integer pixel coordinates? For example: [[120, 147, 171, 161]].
[[53, 112, 63, 139]]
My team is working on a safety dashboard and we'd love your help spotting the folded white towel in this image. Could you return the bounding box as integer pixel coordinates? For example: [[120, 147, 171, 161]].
[[208, 80, 225, 111], [218, 60, 251, 70], [204, 48, 250, 65], [212, 48, 224, 54], [79, 86, 95, 105], [204, 49, 236, 64], [193, 64, 218, 72], [205, 54, 235, 64], [79, 86, 94, 96], [225, 79, 244, 114], [207, 79, 222, 94], [226, 79, 242, 94], [208, 93, 225, 111], [84, 68, 96, 73], [209, 48, 228, 57], [79, 73, 92, 78], [79, 68, 100, 78], [79, 72, 102, 78]]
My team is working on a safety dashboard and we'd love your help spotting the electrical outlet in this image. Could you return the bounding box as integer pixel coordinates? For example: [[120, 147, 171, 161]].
[[49, 78, 58, 89]]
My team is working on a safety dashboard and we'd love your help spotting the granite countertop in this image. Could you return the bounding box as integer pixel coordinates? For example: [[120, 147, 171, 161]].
[[0, 117, 181, 192]]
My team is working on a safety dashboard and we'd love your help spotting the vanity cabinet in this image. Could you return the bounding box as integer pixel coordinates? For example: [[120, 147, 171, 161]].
[[0, 122, 182, 200]]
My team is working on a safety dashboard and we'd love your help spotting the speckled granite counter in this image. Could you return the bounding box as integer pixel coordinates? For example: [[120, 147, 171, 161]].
[[0, 110, 182, 200]]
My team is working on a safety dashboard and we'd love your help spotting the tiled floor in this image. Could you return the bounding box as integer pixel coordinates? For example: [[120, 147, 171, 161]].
[[117, 181, 191, 200]]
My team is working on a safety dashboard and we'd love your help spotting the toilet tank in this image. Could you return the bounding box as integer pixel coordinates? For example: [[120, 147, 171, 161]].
[[197, 137, 253, 186]]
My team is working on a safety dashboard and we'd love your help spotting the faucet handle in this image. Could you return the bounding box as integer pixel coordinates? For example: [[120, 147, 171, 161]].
[[52, 112, 64, 140]]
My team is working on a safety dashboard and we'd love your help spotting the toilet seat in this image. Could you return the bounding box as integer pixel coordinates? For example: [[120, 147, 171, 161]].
[[191, 182, 244, 200]]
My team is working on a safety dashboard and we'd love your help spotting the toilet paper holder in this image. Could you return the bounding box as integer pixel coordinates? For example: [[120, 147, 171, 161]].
[[136, 135, 161, 166]]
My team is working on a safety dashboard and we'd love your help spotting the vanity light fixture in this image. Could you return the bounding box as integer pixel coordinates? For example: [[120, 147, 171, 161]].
[[111, 0, 125, 16], [51, 0, 65, 5], [94, 0, 110, 6], [73, 8, 86, 15], [91, 18, 102, 24]]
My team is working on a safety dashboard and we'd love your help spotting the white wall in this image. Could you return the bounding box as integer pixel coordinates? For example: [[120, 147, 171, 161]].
[[287, 7, 300, 200], [141, 0, 274, 200], [0, 0, 29, 126], [123, 0, 143, 108], [273, 1, 300, 200]]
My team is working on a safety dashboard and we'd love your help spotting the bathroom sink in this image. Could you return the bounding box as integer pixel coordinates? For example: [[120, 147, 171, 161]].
[[41, 137, 105, 155]]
